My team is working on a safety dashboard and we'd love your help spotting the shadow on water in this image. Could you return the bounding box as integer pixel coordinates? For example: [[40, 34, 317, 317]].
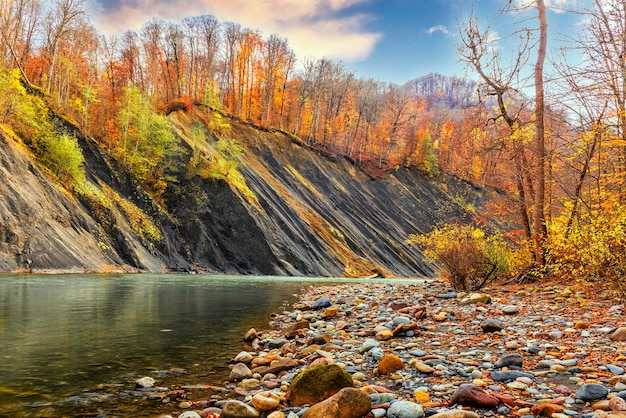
[[0, 274, 421, 416]]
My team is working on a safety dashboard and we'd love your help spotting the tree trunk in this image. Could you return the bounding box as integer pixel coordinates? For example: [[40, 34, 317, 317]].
[[533, 0, 548, 265]]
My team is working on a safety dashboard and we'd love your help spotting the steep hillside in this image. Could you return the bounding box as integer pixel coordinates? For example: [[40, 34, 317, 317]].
[[0, 106, 482, 277]]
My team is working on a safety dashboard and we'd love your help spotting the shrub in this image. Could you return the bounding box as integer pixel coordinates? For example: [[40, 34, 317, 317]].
[[547, 206, 626, 298], [407, 224, 523, 291]]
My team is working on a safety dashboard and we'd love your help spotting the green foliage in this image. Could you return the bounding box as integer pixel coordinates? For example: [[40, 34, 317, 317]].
[[116, 85, 181, 197], [547, 206, 626, 298], [39, 134, 85, 187], [198, 137, 260, 209], [76, 181, 161, 243], [407, 224, 525, 290], [422, 134, 440, 177], [0, 67, 85, 188]]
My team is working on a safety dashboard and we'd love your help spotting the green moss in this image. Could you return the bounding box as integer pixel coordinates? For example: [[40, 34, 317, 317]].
[[286, 364, 355, 406]]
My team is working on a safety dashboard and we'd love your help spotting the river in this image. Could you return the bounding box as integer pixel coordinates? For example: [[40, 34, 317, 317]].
[[0, 274, 419, 416]]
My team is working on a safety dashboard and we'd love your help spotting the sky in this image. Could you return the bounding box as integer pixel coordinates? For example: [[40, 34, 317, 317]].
[[92, 0, 590, 85]]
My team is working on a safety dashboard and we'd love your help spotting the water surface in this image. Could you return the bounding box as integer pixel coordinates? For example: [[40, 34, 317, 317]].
[[0, 274, 310, 416]]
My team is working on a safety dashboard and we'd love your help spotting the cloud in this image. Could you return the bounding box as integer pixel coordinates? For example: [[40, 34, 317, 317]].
[[426, 25, 450, 36], [93, 0, 382, 62]]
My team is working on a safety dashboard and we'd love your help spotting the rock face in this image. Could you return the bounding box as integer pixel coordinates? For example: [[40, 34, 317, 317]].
[[0, 101, 482, 275], [301, 387, 371, 418], [286, 364, 355, 406]]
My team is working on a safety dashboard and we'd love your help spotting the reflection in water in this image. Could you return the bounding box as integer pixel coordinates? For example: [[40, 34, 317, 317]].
[[0, 274, 306, 415]]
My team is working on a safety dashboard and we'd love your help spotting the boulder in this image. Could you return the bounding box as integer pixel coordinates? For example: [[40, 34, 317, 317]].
[[301, 387, 371, 418], [286, 364, 355, 406]]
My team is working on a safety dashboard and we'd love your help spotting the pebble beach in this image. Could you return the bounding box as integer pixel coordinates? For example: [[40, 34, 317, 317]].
[[138, 279, 626, 418]]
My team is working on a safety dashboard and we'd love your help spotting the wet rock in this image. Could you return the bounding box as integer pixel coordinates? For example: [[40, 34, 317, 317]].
[[493, 353, 523, 369], [286, 364, 354, 406], [449, 384, 500, 408], [301, 387, 371, 418], [377, 354, 404, 375], [244, 328, 258, 342], [135, 376, 156, 388], [491, 370, 534, 382], [251, 391, 281, 411], [313, 298, 332, 310], [284, 321, 310, 339], [229, 363, 253, 382], [480, 318, 505, 333], [220, 400, 260, 418], [576, 383, 609, 401], [234, 351, 254, 364], [387, 400, 424, 418]]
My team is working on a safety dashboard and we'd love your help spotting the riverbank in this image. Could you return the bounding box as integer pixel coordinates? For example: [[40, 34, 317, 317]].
[[130, 279, 626, 417]]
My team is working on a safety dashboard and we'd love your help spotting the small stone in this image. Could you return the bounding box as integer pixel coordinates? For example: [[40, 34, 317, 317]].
[[493, 353, 523, 369], [480, 318, 505, 333], [611, 328, 626, 342], [610, 396, 626, 411], [360, 339, 380, 354], [322, 306, 339, 318], [414, 390, 430, 403], [135, 376, 155, 388], [387, 400, 424, 418], [576, 384, 609, 401], [263, 358, 299, 376], [267, 412, 285, 418], [301, 387, 371, 418], [220, 400, 260, 418], [502, 305, 519, 315], [313, 298, 332, 310], [428, 412, 480, 418], [244, 328, 258, 342], [376, 329, 394, 341], [449, 384, 500, 408], [574, 321, 590, 329], [491, 371, 534, 382], [464, 293, 491, 304], [608, 365, 626, 375], [531, 404, 565, 416], [234, 351, 254, 363], [411, 360, 435, 373], [178, 412, 202, 418], [251, 391, 281, 411], [377, 354, 404, 375], [230, 363, 253, 382]]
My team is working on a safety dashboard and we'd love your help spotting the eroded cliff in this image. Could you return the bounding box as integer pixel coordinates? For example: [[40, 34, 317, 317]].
[[0, 106, 483, 276]]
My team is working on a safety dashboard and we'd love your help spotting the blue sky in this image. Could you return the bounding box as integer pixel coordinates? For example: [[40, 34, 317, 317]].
[[94, 0, 590, 84]]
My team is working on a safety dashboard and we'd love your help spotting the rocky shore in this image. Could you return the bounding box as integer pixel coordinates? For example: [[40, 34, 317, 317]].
[[143, 279, 626, 418]]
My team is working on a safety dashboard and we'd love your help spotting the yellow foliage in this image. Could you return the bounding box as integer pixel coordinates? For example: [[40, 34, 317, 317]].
[[407, 224, 527, 290]]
